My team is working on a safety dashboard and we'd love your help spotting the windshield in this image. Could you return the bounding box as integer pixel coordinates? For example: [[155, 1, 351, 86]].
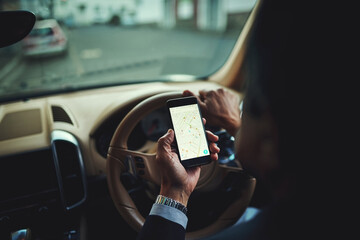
[[0, 0, 256, 102]]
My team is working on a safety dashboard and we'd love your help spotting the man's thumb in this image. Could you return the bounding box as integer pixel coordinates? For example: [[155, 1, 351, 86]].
[[158, 129, 174, 148], [165, 129, 174, 143]]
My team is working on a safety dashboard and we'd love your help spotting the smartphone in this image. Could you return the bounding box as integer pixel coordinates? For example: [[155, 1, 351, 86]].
[[167, 96, 211, 168]]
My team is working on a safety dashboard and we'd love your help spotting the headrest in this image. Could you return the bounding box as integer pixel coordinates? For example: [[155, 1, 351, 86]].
[[0, 10, 36, 48]]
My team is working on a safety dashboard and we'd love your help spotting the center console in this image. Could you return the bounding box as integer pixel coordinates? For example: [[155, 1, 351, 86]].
[[0, 130, 87, 239]]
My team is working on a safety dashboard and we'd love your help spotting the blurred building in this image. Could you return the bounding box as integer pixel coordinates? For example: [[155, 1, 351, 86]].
[[53, 0, 138, 27], [0, 0, 256, 30]]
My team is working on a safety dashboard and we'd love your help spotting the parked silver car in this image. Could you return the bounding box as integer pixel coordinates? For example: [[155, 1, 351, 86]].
[[23, 19, 67, 57]]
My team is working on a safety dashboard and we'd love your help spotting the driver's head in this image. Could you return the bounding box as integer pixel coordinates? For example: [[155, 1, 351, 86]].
[[235, 1, 320, 200]]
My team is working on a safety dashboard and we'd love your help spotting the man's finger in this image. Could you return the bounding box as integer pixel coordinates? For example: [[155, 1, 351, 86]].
[[210, 152, 218, 161], [206, 130, 219, 142], [202, 117, 206, 125], [184, 90, 207, 110], [209, 142, 220, 153], [183, 90, 196, 97], [198, 90, 207, 99]]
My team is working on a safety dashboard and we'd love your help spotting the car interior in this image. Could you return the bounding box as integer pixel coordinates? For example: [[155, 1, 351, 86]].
[[0, 0, 275, 239]]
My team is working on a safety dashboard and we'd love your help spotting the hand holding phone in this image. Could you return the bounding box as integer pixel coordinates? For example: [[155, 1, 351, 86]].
[[167, 96, 212, 168]]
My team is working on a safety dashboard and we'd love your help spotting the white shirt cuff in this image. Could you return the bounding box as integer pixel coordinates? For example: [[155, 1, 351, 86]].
[[149, 203, 188, 229]]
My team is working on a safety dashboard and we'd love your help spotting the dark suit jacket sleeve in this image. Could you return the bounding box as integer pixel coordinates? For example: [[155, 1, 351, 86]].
[[137, 215, 186, 240]]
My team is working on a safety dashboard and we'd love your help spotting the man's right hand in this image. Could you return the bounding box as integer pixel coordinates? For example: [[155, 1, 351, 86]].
[[156, 123, 219, 207], [183, 89, 241, 136]]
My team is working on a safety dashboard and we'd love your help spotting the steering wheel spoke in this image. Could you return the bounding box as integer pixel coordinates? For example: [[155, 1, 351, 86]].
[[108, 147, 159, 184]]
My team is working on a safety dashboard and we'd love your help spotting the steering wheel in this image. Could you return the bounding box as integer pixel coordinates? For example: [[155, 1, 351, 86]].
[[106, 91, 256, 239]]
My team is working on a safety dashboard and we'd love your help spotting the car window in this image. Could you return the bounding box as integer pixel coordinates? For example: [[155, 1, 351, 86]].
[[0, 0, 256, 102], [29, 28, 53, 37]]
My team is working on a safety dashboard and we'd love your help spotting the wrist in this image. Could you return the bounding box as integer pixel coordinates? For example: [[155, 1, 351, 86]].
[[155, 195, 188, 215], [224, 117, 241, 136], [160, 188, 189, 206]]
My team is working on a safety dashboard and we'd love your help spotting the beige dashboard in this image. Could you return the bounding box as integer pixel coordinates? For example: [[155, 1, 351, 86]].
[[0, 81, 235, 177]]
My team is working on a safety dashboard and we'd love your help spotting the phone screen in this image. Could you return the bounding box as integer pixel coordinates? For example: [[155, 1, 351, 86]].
[[169, 103, 210, 161]]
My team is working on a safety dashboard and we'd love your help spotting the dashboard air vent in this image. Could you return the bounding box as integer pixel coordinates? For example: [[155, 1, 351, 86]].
[[51, 130, 87, 211], [51, 106, 73, 125]]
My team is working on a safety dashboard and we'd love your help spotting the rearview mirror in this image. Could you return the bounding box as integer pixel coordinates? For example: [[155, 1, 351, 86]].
[[0, 10, 36, 48]]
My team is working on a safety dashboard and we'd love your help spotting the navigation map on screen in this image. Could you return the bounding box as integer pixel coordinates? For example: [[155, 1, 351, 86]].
[[169, 104, 209, 161]]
